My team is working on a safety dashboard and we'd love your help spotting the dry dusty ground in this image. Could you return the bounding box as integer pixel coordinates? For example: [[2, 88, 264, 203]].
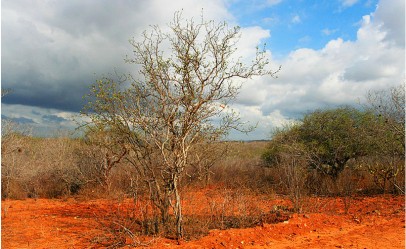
[[1, 189, 404, 249]]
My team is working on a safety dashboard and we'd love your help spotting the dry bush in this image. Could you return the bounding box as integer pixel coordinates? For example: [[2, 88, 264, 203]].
[[185, 141, 228, 187], [304, 170, 340, 196], [74, 141, 132, 196], [92, 196, 190, 244], [182, 187, 291, 239], [334, 165, 366, 213], [108, 165, 140, 196], [1, 128, 137, 200], [206, 141, 274, 192], [26, 137, 85, 198], [91, 198, 157, 248], [204, 188, 264, 228], [358, 155, 405, 194], [210, 159, 273, 190], [74, 141, 107, 189], [1, 121, 31, 199], [277, 157, 308, 213], [1, 127, 91, 199], [92, 187, 288, 245]]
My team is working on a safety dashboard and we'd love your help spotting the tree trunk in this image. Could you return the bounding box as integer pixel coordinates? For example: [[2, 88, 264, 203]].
[[173, 175, 183, 239], [146, 179, 170, 235], [159, 201, 170, 233]]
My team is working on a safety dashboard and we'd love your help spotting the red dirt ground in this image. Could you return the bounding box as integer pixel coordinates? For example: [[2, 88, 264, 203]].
[[2, 191, 404, 249]]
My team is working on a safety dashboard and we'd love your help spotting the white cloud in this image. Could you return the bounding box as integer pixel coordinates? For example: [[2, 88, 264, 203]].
[[374, 0, 405, 47], [232, 0, 404, 138], [236, 26, 271, 60], [229, 26, 277, 109], [227, 105, 293, 140]]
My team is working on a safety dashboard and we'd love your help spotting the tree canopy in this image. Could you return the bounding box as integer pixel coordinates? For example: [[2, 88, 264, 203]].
[[263, 107, 381, 179]]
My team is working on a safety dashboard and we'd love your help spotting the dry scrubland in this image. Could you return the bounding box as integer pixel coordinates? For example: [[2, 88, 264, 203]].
[[1, 13, 404, 248], [2, 137, 405, 248], [4, 138, 402, 201]]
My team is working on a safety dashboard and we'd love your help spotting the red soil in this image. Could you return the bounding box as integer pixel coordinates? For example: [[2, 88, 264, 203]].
[[2, 191, 404, 249]]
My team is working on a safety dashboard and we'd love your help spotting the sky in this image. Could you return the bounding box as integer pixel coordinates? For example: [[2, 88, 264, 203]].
[[1, 0, 405, 140]]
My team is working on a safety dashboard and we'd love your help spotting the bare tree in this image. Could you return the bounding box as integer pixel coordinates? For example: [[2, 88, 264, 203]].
[[363, 84, 405, 193], [81, 126, 128, 191], [365, 84, 405, 138], [83, 12, 278, 239]]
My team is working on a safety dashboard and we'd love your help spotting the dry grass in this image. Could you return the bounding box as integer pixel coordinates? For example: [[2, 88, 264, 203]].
[[2, 136, 387, 200]]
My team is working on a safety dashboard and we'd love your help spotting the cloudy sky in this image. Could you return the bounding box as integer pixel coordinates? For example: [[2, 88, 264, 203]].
[[1, 0, 405, 140]]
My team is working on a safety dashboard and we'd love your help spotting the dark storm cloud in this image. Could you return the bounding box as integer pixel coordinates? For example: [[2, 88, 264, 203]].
[[2, 71, 90, 112], [2, 0, 235, 114], [1, 0, 149, 112]]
